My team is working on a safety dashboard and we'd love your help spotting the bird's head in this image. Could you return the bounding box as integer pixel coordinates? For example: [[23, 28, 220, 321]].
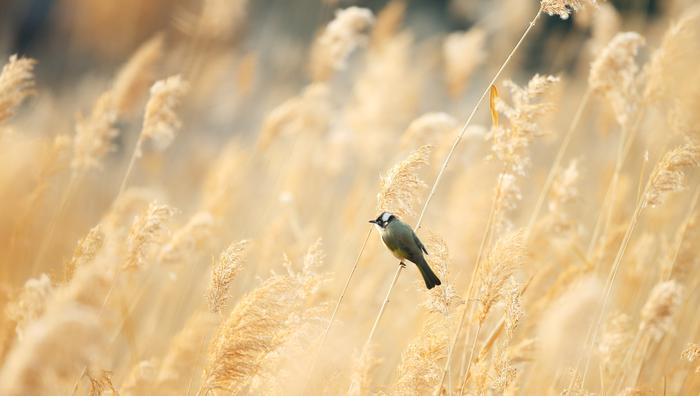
[[369, 212, 396, 229]]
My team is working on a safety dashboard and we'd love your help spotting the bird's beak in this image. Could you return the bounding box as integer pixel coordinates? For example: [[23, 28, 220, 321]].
[[368, 219, 377, 224]]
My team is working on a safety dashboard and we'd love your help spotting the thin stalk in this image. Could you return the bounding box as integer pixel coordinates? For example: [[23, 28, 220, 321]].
[[458, 323, 483, 396], [118, 135, 144, 197], [422, 6, 546, 393], [436, 171, 502, 395], [416, 7, 543, 229], [363, 5, 542, 391], [586, 114, 642, 261], [362, 263, 404, 349], [31, 172, 81, 275], [663, 187, 700, 281], [303, 227, 372, 387], [524, 89, 591, 240], [581, 189, 645, 385], [611, 188, 700, 393], [456, 275, 533, 394]]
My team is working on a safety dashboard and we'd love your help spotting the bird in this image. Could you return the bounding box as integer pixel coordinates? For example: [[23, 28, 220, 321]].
[[369, 212, 442, 289]]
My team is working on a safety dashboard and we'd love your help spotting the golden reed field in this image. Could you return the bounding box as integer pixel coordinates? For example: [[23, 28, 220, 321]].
[[0, 0, 699, 394]]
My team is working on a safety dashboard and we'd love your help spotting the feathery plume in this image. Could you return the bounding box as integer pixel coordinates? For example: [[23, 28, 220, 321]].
[[0, 55, 36, 123], [124, 202, 176, 270], [400, 112, 457, 151], [207, 240, 250, 314], [348, 346, 380, 396], [86, 370, 117, 396], [639, 280, 682, 341], [0, 305, 104, 396], [489, 74, 560, 175], [589, 3, 621, 54], [682, 344, 700, 362], [200, 141, 247, 216], [394, 315, 447, 395], [598, 314, 633, 380], [443, 28, 486, 97], [65, 225, 105, 279], [589, 32, 645, 127], [159, 212, 216, 265], [257, 83, 331, 150], [377, 145, 431, 219], [643, 143, 700, 208], [537, 277, 603, 370], [186, 0, 248, 40], [682, 343, 700, 373], [541, 0, 598, 20], [101, 187, 161, 234], [476, 231, 526, 323], [202, 243, 322, 393], [310, 7, 375, 81], [139, 75, 189, 155], [545, 159, 581, 233], [489, 346, 518, 393], [202, 277, 292, 392], [371, 0, 405, 46], [666, 209, 699, 280], [4, 274, 54, 340], [70, 92, 119, 172], [112, 34, 164, 114], [156, 311, 218, 392], [644, 9, 700, 103], [121, 359, 158, 396], [0, 264, 111, 396], [421, 233, 462, 315]]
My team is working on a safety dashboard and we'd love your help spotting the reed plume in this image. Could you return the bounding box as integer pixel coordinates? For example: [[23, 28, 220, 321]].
[[159, 211, 216, 265], [124, 202, 176, 271], [540, 0, 598, 20], [112, 34, 164, 114], [588, 32, 645, 127], [202, 242, 322, 393], [377, 145, 431, 218], [310, 7, 375, 81], [443, 28, 486, 97], [643, 142, 700, 208], [156, 311, 218, 393], [0, 55, 36, 124], [71, 92, 119, 173], [4, 274, 54, 340], [207, 240, 250, 314], [639, 280, 682, 341], [394, 315, 447, 395]]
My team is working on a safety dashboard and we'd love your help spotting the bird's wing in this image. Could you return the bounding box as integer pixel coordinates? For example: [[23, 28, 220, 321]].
[[413, 231, 428, 255]]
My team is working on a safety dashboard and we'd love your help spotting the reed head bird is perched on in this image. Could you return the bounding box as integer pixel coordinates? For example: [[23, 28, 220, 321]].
[[369, 212, 442, 289]]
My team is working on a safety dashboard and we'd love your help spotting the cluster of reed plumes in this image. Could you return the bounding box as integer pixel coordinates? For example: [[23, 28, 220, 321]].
[[1, 0, 699, 394]]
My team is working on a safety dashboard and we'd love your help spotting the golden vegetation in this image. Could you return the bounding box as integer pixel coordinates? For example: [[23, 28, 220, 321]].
[[0, 0, 699, 395]]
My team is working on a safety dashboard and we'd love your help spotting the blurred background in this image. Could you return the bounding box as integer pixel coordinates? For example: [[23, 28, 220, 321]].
[[1, 0, 699, 394]]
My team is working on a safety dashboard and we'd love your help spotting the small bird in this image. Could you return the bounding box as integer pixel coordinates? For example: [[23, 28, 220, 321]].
[[369, 212, 442, 289]]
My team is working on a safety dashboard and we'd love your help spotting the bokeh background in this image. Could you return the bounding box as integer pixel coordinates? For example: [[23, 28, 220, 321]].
[[0, 0, 699, 395]]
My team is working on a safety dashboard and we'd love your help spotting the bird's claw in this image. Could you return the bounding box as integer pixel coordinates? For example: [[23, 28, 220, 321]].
[[399, 262, 406, 268]]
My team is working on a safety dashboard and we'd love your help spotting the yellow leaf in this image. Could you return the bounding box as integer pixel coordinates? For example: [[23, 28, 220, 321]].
[[490, 84, 499, 129]]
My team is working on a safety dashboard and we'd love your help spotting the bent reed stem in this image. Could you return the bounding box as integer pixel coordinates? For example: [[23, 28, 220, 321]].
[[434, 7, 544, 394]]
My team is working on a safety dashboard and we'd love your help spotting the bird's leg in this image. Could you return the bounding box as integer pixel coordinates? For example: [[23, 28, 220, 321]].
[[399, 261, 406, 268]]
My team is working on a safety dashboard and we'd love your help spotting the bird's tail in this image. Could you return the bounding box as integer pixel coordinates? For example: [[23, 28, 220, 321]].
[[415, 257, 442, 290]]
